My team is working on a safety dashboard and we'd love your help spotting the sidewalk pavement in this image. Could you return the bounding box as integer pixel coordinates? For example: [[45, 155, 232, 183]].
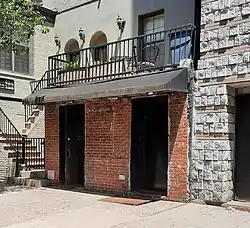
[[0, 187, 250, 228]]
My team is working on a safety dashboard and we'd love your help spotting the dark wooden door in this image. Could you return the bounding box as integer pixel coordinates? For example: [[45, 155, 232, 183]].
[[235, 95, 250, 201], [131, 96, 168, 192], [64, 104, 85, 186]]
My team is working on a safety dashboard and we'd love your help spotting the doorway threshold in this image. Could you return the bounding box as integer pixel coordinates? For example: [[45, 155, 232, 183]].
[[222, 200, 250, 212], [129, 190, 164, 201]]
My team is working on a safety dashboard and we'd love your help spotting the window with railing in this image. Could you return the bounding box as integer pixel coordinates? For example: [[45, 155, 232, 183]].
[[141, 11, 165, 68], [0, 78, 14, 93], [0, 44, 29, 74]]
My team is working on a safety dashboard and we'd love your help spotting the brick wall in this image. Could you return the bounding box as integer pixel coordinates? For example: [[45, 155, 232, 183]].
[[166, 93, 189, 201], [85, 98, 131, 193], [45, 103, 60, 184], [43, 94, 189, 199]]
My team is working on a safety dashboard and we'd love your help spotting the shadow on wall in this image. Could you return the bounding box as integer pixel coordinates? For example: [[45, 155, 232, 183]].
[[169, 93, 188, 160]]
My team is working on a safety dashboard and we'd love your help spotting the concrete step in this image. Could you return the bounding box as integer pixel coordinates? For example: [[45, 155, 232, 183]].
[[0, 138, 32, 144], [4, 145, 37, 151], [8, 151, 43, 158], [13, 157, 44, 163], [222, 201, 250, 212], [20, 169, 46, 179], [8, 177, 50, 188], [0, 133, 22, 139], [25, 122, 32, 129]]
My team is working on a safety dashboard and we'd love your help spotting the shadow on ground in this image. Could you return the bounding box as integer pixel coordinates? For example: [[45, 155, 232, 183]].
[[0, 182, 32, 194]]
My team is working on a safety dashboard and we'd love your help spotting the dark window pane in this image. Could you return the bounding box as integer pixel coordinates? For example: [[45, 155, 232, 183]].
[[0, 49, 12, 71], [141, 13, 165, 67], [0, 78, 14, 93], [14, 46, 29, 74]]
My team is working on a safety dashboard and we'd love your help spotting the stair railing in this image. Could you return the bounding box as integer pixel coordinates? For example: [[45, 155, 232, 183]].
[[24, 105, 38, 122], [0, 108, 25, 176]]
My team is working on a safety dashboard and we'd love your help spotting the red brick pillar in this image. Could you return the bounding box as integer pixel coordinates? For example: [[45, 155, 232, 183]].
[[167, 92, 188, 201], [85, 98, 131, 193], [45, 103, 60, 184]]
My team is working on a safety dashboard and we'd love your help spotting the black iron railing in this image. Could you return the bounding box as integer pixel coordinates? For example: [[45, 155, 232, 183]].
[[0, 108, 25, 175], [0, 108, 45, 173], [24, 138, 45, 170], [24, 104, 37, 122], [30, 24, 196, 93], [30, 69, 61, 94]]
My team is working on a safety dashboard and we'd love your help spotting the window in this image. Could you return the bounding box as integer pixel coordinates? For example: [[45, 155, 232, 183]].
[[0, 44, 29, 74], [170, 30, 193, 65], [93, 45, 107, 62], [0, 78, 14, 93], [140, 12, 165, 67], [89, 31, 108, 62], [64, 39, 80, 62]]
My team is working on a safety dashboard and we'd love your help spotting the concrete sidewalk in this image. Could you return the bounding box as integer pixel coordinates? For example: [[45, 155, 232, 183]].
[[0, 187, 250, 228]]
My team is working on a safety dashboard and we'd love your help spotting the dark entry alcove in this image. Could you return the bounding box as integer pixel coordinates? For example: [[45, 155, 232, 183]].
[[131, 96, 168, 193], [235, 95, 250, 201], [59, 104, 85, 186]]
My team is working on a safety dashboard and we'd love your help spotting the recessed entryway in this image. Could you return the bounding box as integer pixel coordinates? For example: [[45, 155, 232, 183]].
[[59, 104, 85, 186], [130, 96, 168, 193], [235, 94, 250, 201]]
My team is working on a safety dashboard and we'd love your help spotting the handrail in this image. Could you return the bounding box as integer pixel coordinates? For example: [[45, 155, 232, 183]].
[[0, 108, 25, 175], [49, 23, 196, 59], [30, 68, 62, 94], [0, 107, 46, 173], [31, 23, 196, 93]]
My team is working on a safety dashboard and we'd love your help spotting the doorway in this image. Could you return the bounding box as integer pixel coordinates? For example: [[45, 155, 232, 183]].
[[131, 96, 168, 193], [235, 95, 250, 201], [59, 104, 85, 186]]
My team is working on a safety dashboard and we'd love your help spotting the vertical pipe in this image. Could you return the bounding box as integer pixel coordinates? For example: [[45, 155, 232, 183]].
[[64, 106, 68, 185]]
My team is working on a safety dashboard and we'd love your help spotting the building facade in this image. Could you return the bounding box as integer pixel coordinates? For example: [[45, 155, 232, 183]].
[[0, 6, 57, 182], [192, 0, 250, 203], [24, 0, 199, 201]]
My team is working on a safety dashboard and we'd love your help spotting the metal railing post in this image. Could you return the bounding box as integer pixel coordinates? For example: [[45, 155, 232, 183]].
[[22, 137, 25, 164], [15, 143, 19, 177]]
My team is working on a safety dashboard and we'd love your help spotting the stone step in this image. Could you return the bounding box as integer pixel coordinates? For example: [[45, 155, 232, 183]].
[[222, 201, 250, 212], [20, 170, 46, 179], [30, 109, 40, 117], [8, 177, 50, 188], [25, 122, 32, 129]]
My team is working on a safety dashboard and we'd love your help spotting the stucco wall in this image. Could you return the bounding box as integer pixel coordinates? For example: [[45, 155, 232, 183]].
[[53, 0, 195, 54]]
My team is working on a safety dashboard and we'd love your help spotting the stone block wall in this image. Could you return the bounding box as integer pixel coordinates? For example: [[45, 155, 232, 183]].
[[197, 0, 250, 83], [189, 0, 250, 203], [191, 84, 236, 202]]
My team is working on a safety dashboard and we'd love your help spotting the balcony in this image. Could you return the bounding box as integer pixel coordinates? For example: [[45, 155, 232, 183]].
[[30, 24, 196, 94]]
